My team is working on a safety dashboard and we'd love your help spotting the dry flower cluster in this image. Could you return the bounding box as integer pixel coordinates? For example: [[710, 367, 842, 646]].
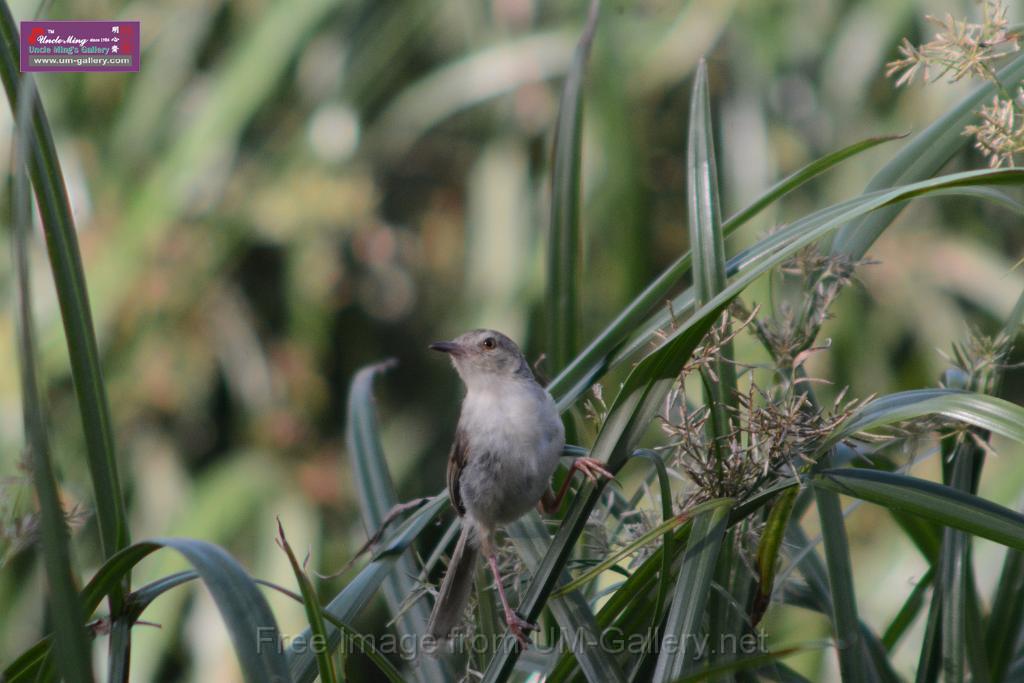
[[659, 382, 863, 502], [886, 0, 1023, 167]]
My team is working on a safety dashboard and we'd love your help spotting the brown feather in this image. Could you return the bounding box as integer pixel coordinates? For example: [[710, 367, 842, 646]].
[[446, 426, 469, 515]]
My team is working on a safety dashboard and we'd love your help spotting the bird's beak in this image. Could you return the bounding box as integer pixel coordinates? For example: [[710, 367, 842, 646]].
[[429, 340, 463, 356]]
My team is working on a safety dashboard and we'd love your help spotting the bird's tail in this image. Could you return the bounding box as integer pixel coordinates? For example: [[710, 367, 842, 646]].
[[426, 524, 477, 641]]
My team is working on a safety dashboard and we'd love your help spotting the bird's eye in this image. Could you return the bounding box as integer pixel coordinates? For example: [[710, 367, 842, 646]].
[[482, 337, 496, 350]]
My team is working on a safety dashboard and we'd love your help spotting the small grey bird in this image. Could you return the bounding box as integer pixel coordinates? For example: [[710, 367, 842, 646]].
[[425, 329, 612, 648]]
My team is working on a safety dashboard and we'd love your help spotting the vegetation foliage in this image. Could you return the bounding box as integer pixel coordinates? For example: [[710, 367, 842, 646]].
[[2, 0, 1024, 682]]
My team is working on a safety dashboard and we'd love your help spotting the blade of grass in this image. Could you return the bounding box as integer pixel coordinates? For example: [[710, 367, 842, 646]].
[[781, 523, 898, 683], [882, 566, 934, 651], [939, 444, 978, 683], [915, 589, 943, 683], [346, 360, 448, 682], [652, 500, 733, 682], [485, 167, 1024, 682], [547, 0, 598, 375], [610, 178, 1024, 376], [827, 389, 1024, 446], [9, 80, 94, 683], [547, 134, 902, 408], [751, 487, 798, 627], [813, 469, 1024, 551], [987, 547, 1024, 681], [814, 452, 870, 683], [257, 580, 403, 683], [669, 643, 824, 683], [11, 538, 294, 683], [150, 538, 293, 683], [506, 513, 628, 683], [0, 0, 128, 563], [831, 51, 1024, 259], [288, 494, 446, 683], [686, 57, 737, 465], [276, 521, 339, 683], [631, 450, 676, 627], [553, 498, 731, 597]]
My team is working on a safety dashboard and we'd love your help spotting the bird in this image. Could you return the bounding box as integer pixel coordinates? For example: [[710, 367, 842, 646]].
[[425, 329, 612, 649]]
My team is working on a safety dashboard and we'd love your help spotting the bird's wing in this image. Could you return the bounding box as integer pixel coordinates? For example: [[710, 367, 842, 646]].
[[446, 425, 469, 516]]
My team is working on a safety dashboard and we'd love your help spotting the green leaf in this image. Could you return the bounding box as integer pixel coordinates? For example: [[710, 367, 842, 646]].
[[149, 538, 294, 683], [256, 580, 404, 683], [547, 133, 902, 409], [940, 446, 977, 683], [986, 547, 1024, 681], [752, 488, 799, 626], [345, 361, 448, 682], [781, 519, 898, 683], [9, 76, 94, 683], [882, 566, 933, 651], [547, 0, 599, 374], [506, 513, 628, 683], [0, 0, 129, 565], [609, 170, 1024, 381], [9, 539, 293, 683], [631, 449, 676, 627], [276, 521, 339, 683], [669, 643, 823, 683], [831, 51, 1024, 259], [814, 453, 870, 683], [687, 58, 727, 307], [489, 167, 1024, 683], [829, 389, 1024, 446], [288, 495, 446, 683], [813, 469, 1024, 551], [552, 498, 729, 598], [686, 57, 737, 465], [652, 500, 733, 682]]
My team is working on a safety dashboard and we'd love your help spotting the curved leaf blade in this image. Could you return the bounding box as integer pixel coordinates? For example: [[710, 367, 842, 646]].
[[547, 133, 903, 408], [346, 361, 447, 682], [652, 500, 733, 682], [547, 0, 599, 374], [813, 470, 1024, 551]]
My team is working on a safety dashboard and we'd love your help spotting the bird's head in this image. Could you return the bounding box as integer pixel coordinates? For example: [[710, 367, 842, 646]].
[[429, 329, 533, 388]]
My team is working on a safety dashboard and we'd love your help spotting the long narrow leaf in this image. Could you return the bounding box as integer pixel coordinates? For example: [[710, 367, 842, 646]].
[[831, 51, 1024, 258], [813, 469, 1024, 551], [814, 454, 869, 683], [288, 495, 446, 683], [345, 361, 447, 682], [151, 538, 293, 683], [547, 0, 599, 374], [882, 566, 934, 651], [987, 548, 1024, 681], [506, 513, 628, 683], [0, 0, 129, 563], [652, 500, 733, 682], [547, 134, 901, 408], [829, 389, 1024, 446], [484, 165, 1024, 682], [9, 79, 94, 683], [686, 57, 737, 463], [277, 521, 339, 683]]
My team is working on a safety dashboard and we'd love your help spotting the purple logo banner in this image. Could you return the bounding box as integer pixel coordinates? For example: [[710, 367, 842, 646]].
[[21, 20, 139, 73]]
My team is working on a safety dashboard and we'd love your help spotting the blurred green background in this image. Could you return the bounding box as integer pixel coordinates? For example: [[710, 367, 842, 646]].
[[1, 0, 1023, 680]]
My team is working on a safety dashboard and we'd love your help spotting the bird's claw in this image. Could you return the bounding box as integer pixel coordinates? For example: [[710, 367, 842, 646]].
[[573, 457, 614, 484], [505, 611, 538, 649]]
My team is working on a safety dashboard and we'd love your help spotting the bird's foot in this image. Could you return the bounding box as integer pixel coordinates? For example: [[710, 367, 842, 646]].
[[573, 457, 613, 484], [504, 610, 538, 649]]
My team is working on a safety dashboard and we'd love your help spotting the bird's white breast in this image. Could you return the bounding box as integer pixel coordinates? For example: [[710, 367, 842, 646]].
[[457, 377, 564, 526]]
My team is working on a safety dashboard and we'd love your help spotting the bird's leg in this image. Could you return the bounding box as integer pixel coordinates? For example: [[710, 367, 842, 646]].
[[481, 534, 536, 649], [539, 458, 614, 514]]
